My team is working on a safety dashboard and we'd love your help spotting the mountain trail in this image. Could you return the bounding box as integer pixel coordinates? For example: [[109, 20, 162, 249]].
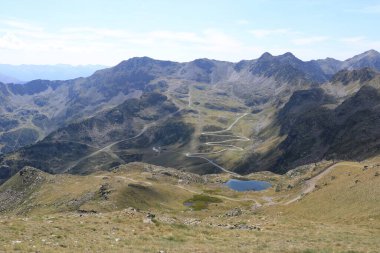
[[185, 112, 250, 176], [283, 162, 361, 205]]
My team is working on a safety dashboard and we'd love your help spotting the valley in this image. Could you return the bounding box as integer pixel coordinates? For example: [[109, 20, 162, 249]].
[[1, 52, 380, 178], [2, 1, 380, 252], [1, 50, 380, 252]]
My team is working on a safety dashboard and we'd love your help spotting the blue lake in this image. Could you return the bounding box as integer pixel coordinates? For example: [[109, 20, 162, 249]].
[[225, 179, 271, 192]]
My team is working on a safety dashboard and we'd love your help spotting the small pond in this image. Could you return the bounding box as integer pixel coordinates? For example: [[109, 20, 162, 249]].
[[225, 179, 271, 192]]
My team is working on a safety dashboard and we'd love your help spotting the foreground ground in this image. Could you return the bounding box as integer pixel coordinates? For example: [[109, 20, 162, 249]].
[[0, 161, 379, 252]]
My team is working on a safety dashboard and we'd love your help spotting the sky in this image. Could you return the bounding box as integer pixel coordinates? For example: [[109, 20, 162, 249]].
[[0, 0, 379, 65]]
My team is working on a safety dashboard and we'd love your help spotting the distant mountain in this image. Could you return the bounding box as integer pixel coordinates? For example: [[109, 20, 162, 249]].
[[0, 73, 20, 84], [0, 64, 108, 82], [343, 49, 380, 70], [314, 50, 380, 76], [314, 57, 343, 76], [0, 58, 186, 154], [249, 52, 328, 83], [1, 50, 380, 181], [0, 54, 321, 154]]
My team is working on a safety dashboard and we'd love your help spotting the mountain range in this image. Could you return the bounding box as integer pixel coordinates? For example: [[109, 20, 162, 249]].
[[0, 50, 380, 252], [0, 50, 380, 183]]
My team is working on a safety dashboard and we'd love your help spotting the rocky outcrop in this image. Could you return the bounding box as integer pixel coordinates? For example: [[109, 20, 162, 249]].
[[0, 167, 47, 213]]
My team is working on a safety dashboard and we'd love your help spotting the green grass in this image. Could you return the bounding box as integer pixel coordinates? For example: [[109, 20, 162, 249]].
[[183, 194, 222, 210]]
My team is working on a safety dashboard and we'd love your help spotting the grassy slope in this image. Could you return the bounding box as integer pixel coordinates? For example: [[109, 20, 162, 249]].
[[0, 160, 379, 252], [280, 162, 380, 223]]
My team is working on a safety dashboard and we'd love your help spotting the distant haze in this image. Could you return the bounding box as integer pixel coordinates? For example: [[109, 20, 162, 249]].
[[0, 64, 108, 82]]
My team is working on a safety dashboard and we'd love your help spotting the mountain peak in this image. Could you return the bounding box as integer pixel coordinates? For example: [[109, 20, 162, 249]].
[[118, 56, 156, 66], [347, 49, 380, 61], [343, 49, 380, 70], [257, 52, 300, 63], [281, 52, 296, 58], [190, 58, 216, 69], [112, 57, 178, 73], [259, 52, 273, 59], [363, 49, 380, 57], [277, 52, 301, 63], [323, 57, 341, 62]]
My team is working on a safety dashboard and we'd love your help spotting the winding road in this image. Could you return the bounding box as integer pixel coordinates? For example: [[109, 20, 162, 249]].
[[65, 88, 250, 177], [185, 112, 250, 176]]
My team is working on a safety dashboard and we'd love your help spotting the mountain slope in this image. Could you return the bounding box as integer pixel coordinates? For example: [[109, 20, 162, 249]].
[[0, 53, 324, 153], [1, 51, 380, 180], [237, 70, 380, 173], [0, 92, 194, 181], [0, 59, 177, 153], [2, 50, 379, 154], [5, 69, 380, 178]]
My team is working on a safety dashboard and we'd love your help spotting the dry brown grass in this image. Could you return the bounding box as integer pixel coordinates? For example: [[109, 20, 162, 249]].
[[0, 161, 379, 252]]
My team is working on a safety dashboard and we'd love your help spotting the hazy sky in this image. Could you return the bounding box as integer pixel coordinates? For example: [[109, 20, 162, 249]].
[[0, 0, 379, 65]]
